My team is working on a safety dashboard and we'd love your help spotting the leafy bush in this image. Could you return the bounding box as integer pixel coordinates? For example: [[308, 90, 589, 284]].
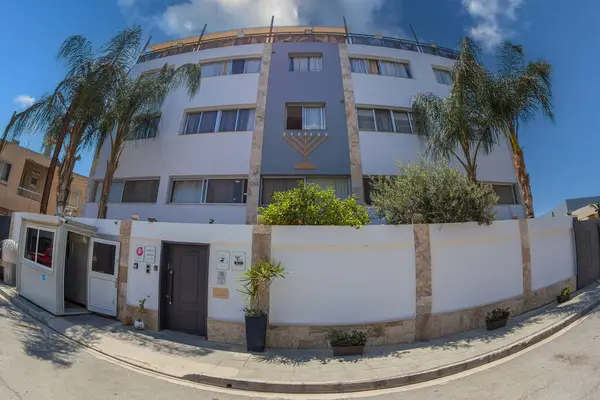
[[258, 182, 370, 227], [326, 330, 368, 347], [561, 286, 572, 297], [370, 159, 498, 225], [485, 308, 510, 323]]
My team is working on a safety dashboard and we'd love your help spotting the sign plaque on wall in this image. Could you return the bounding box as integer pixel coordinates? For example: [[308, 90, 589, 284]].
[[217, 270, 227, 285], [144, 246, 156, 263], [216, 251, 230, 270], [134, 246, 144, 262], [212, 287, 229, 299], [231, 251, 246, 271]]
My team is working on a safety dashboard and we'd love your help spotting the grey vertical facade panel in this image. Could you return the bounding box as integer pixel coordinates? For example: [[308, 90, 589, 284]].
[[261, 42, 351, 175]]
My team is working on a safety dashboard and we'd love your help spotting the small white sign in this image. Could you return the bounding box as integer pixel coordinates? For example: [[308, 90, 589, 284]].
[[216, 251, 230, 270], [144, 246, 156, 263], [134, 246, 144, 262], [217, 270, 227, 285], [231, 251, 246, 271]]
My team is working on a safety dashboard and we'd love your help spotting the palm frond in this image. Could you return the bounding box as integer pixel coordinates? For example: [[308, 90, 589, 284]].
[[57, 35, 94, 79]]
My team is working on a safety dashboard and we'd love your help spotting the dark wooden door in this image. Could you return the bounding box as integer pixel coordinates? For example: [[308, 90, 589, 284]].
[[574, 220, 600, 289], [165, 244, 209, 336]]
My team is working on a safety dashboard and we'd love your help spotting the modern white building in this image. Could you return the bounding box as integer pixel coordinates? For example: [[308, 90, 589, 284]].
[[85, 26, 524, 224]]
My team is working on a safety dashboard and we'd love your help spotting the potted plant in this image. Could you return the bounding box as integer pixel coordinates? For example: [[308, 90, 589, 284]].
[[238, 260, 285, 352], [134, 297, 148, 330], [485, 307, 510, 331], [327, 330, 368, 356], [557, 286, 572, 304]]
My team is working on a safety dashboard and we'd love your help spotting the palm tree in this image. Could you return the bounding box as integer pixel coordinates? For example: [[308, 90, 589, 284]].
[[1, 27, 142, 215], [96, 63, 202, 218], [411, 38, 501, 182], [490, 42, 553, 218]]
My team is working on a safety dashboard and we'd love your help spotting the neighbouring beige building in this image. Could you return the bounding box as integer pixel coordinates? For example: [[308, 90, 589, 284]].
[[0, 140, 88, 216]]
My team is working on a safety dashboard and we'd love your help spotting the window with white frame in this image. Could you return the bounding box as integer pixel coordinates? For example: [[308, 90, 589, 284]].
[[261, 176, 349, 205], [285, 105, 326, 130], [129, 115, 161, 140], [350, 58, 411, 78], [68, 190, 81, 208], [200, 58, 261, 77], [491, 184, 518, 205], [433, 67, 452, 85], [357, 108, 415, 134], [0, 161, 12, 182], [169, 178, 247, 204], [93, 179, 159, 203], [289, 55, 323, 72], [23, 227, 54, 269], [183, 108, 256, 134]]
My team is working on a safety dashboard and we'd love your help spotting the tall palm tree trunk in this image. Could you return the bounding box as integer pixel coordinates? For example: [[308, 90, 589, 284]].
[[40, 106, 73, 214], [508, 129, 534, 218], [97, 136, 123, 219], [57, 142, 78, 216]]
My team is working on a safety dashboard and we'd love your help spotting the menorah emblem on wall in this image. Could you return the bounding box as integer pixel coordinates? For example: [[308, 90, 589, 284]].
[[283, 131, 328, 170]]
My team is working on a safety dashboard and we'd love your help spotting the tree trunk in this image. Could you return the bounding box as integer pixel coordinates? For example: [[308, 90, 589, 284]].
[[57, 151, 77, 216], [97, 137, 123, 219], [508, 127, 534, 218], [40, 108, 73, 214]]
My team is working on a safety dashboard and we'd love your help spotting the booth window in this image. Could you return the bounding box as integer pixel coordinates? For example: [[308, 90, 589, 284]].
[[24, 227, 54, 269]]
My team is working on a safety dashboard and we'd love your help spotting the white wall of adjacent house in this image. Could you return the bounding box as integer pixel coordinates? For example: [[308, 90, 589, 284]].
[[85, 44, 265, 223], [269, 225, 417, 325], [430, 220, 524, 314], [529, 216, 576, 291]]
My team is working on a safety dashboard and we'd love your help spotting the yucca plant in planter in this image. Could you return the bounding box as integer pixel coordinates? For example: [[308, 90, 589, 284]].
[[327, 330, 368, 356], [557, 285, 572, 304], [238, 260, 285, 352], [485, 307, 510, 331]]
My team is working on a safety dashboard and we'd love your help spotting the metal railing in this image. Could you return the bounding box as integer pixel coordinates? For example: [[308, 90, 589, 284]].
[[137, 30, 459, 64], [17, 187, 42, 202]]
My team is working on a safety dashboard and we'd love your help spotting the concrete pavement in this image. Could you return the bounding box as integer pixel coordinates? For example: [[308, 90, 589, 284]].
[[2, 283, 600, 395]]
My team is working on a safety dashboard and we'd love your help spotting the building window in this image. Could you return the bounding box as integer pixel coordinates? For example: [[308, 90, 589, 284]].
[[286, 105, 326, 130], [350, 58, 411, 78], [433, 68, 452, 85], [29, 169, 41, 188], [169, 178, 247, 204], [357, 108, 415, 134], [184, 108, 256, 134], [23, 227, 54, 269], [93, 179, 159, 203], [0, 161, 12, 183], [491, 184, 518, 205], [130, 115, 160, 140], [289, 55, 323, 72], [200, 58, 261, 77], [68, 190, 81, 208], [261, 176, 349, 205]]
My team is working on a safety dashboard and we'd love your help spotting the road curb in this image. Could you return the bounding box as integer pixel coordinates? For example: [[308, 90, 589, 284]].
[[1, 286, 599, 394]]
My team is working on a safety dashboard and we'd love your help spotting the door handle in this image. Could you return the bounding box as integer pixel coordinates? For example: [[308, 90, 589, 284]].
[[168, 270, 174, 305]]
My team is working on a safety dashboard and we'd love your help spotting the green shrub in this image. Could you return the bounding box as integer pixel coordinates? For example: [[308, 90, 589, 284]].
[[370, 159, 498, 225], [258, 182, 370, 227], [326, 330, 368, 347]]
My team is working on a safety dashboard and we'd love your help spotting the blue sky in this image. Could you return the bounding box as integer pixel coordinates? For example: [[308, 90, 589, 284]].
[[0, 0, 597, 215]]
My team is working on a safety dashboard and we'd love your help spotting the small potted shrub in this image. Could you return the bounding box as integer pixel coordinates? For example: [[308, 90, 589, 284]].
[[238, 260, 285, 352], [327, 330, 368, 356], [557, 286, 572, 304], [485, 307, 510, 331], [134, 297, 148, 330]]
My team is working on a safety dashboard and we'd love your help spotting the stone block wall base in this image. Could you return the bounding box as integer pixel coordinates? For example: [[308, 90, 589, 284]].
[[125, 305, 159, 330], [207, 319, 245, 345]]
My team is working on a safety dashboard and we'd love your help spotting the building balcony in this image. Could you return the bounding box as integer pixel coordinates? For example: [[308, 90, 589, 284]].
[[17, 186, 42, 202]]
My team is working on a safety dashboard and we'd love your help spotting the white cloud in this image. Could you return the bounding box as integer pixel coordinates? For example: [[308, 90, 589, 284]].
[[463, 0, 524, 50], [155, 0, 390, 38], [13, 95, 35, 109]]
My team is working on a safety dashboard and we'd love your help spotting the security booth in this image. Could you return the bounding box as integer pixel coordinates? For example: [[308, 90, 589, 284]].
[[17, 216, 120, 316]]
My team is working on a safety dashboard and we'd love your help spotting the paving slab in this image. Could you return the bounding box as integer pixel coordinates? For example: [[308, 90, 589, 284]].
[[1, 282, 599, 394]]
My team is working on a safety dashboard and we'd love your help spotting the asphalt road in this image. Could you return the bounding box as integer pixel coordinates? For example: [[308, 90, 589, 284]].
[[0, 296, 599, 400]]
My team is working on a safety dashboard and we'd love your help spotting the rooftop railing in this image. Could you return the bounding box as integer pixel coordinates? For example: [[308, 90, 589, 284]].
[[137, 30, 459, 64]]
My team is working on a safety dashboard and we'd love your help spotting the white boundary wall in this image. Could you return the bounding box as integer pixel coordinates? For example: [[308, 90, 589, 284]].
[[430, 220, 524, 314], [529, 217, 576, 291], [269, 225, 416, 325]]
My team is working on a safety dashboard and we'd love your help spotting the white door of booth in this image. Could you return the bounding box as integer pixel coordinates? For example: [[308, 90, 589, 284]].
[[87, 238, 120, 316]]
